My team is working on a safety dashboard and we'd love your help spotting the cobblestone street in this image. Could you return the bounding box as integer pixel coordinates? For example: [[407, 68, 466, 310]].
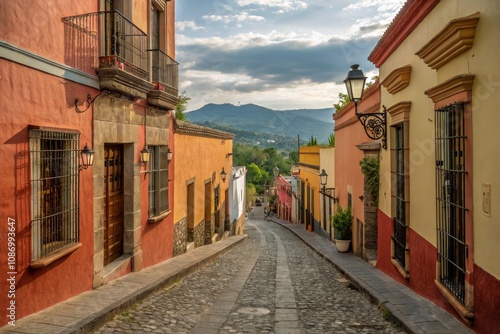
[[93, 207, 405, 334]]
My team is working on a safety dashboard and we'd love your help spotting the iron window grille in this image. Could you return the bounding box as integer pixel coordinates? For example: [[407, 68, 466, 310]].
[[29, 129, 80, 261], [148, 146, 169, 217], [435, 102, 467, 304], [392, 124, 406, 268]]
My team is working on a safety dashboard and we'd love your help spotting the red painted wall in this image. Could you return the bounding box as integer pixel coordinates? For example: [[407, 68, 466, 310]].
[[0, 60, 96, 325], [376, 210, 479, 329], [140, 114, 175, 269], [0, 2, 99, 325], [473, 265, 500, 334]]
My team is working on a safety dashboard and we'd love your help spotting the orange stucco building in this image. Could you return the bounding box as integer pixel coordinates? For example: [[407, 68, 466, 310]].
[[172, 120, 234, 255]]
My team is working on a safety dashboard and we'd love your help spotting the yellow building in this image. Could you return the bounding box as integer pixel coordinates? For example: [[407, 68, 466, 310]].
[[298, 146, 335, 239], [172, 120, 234, 255], [367, 0, 499, 332]]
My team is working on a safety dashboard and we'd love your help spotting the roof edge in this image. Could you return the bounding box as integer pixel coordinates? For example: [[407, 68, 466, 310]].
[[368, 0, 440, 68]]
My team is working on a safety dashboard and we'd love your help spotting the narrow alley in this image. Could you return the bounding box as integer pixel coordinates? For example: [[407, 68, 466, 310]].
[[92, 207, 404, 334]]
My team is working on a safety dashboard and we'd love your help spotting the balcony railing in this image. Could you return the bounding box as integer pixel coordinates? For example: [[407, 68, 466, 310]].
[[148, 49, 179, 96], [64, 11, 148, 80]]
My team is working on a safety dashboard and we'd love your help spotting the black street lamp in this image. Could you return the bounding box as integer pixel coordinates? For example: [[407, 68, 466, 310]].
[[319, 169, 328, 231], [344, 64, 387, 149], [80, 144, 95, 170]]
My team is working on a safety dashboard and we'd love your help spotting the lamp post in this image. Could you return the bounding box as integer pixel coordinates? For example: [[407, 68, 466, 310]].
[[344, 64, 387, 149], [319, 169, 328, 231]]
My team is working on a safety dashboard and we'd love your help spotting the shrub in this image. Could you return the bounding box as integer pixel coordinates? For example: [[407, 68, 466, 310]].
[[331, 206, 353, 240]]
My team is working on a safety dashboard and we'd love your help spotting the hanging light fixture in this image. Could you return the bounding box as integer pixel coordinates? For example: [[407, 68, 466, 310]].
[[167, 147, 173, 162], [80, 144, 95, 170], [140, 145, 151, 165], [344, 64, 387, 149], [220, 167, 227, 182]]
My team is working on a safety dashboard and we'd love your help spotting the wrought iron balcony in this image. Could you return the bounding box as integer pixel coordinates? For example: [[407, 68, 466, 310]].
[[64, 11, 148, 81], [148, 49, 179, 97]]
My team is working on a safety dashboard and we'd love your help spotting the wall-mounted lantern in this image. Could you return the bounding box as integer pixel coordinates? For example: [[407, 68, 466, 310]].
[[167, 147, 173, 162], [220, 167, 227, 182], [344, 64, 387, 149], [80, 144, 95, 170], [140, 145, 151, 165]]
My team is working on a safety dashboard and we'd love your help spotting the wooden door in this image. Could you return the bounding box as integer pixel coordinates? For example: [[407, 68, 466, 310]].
[[103, 144, 124, 265]]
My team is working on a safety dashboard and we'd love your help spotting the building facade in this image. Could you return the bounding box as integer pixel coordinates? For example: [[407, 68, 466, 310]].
[[369, 0, 500, 331], [0, 0, 179, 325], [298, 145, 335, 238], [229, 166, 247, 236], [172, 120, 234, 255], [334, 81, 380, 258]]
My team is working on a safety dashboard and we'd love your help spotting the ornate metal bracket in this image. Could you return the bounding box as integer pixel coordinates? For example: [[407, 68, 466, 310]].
[[355, 104, 387, 149], [74, 90, 119, 113], [320, 187, 338, 202], [74, 93, 101, 113]]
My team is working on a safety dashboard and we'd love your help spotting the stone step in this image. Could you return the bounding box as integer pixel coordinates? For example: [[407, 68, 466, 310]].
[[186, 242, 195, 253]]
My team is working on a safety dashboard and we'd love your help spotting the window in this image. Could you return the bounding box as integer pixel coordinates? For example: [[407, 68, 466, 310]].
[[214, 185, 220, 211], [435, 103, 467, 304], [148, 146, 169, 218], [393, 124, 406, 268], [30, 129, 79, 261]]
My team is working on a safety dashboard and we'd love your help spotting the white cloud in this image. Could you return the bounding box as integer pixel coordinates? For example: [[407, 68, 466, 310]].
[[236, 0, 308, 13], [176, 21, 204, 32], [202, 12, 265, 25], [177, 30, 333, 50], [343, 0, 404, 12]]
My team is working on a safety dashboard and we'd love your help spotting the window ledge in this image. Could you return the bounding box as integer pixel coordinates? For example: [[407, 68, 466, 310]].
[[434, 279, 474, 324], [391, 258, 410, 279], [30, 243, 82, 269], [148, 211, 170, 223]]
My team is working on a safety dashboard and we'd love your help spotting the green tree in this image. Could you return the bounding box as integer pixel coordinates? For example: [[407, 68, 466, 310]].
[[289, 150, 298, 163], [175, 92, 190, 121], [333, 92, 350, 112], [307, 135, 318, 146], [246, 163, 264, 186]]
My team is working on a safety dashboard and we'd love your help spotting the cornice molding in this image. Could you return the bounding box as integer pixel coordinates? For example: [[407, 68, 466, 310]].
[[147, 90, 180, 110], [369, 0, 440, 67], [416, 12, 480, 70], [174, 119, 235, 140], [424, 74, 475, 103], [387, 101, 412, 124], [0, 40, 98, 89], [382, 65, 412, 95], [96, 67, 154, 99]]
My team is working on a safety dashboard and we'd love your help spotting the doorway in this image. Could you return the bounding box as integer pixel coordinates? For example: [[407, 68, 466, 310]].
[[103, 144, 124, 266]]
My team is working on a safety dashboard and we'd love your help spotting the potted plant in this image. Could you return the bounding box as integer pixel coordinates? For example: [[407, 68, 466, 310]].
[[331, 206, 353, 252]]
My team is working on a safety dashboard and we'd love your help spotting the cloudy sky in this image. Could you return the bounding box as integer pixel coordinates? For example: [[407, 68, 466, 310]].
[[175, 0, 405, 111]]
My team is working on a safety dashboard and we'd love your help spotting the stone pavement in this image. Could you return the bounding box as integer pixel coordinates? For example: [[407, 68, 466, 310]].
[[0, 235, 248, 334], [0, 210, 473, 334], [268, 216, 473, 334]]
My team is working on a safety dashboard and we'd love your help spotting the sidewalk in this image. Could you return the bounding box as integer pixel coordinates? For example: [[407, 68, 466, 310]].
[[268, 216, 473, 334], [0, 235, 247, 334]]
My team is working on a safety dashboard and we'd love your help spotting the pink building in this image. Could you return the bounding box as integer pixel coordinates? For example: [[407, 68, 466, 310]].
[[276, 175, 293, 222], [0, 0, 178, 325], [333, 81, 380, 258]]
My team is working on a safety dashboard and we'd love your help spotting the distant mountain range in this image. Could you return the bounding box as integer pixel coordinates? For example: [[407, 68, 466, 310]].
[[186, 103, 335, 144]]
